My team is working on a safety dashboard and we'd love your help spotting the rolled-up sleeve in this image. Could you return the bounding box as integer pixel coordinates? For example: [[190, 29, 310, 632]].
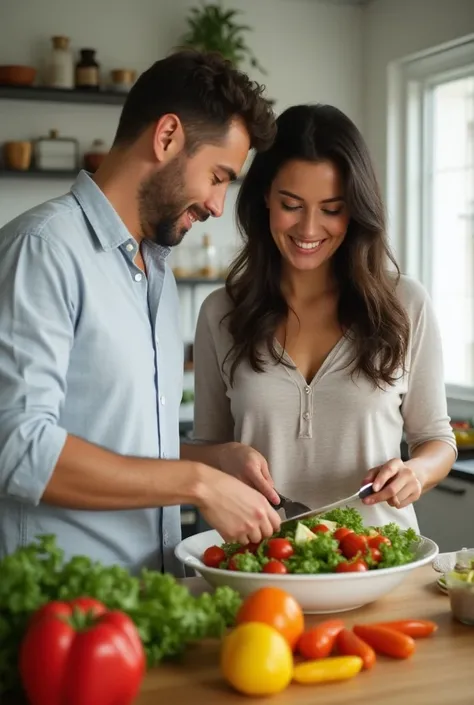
[[0, 231, 75, 504], [401, 282, 457, 459]]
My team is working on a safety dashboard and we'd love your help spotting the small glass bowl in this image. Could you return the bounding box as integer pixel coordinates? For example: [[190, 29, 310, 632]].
[[445, 548, 474, 626]]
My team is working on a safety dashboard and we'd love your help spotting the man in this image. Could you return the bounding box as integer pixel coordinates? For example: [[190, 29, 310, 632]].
[[0, 50, 281, 576]]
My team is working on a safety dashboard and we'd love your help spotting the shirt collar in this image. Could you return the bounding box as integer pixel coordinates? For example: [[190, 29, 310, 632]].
[[70, 170, 171, 259]]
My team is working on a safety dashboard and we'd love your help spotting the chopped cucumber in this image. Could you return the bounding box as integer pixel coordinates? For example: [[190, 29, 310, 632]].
[[316, 519, 338, 532], [294, 523, 317, 545]]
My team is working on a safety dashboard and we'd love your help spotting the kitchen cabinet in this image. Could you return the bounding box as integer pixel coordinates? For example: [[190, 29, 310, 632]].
[[415, 459, 474, 552]]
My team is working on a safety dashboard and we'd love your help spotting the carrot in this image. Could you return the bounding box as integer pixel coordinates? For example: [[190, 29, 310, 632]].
[[353, 624, 415, 659], [297, 620, 345, 660], [336, 628, 376, 670], [371, 620, 438, 639]]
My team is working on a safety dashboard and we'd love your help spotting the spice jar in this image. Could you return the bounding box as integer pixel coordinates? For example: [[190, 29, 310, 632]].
[[110, 69, 136, 93], [45, 36, 74, 89], [75, 49, 100, 90], [83, 139, 108, 172]]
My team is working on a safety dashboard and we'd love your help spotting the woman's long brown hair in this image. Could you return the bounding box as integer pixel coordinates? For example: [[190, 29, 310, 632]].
[[223, 104, 410, 388]]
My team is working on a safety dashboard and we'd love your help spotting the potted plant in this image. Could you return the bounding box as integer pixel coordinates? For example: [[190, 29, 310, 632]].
[[180, 2, 266, 75]]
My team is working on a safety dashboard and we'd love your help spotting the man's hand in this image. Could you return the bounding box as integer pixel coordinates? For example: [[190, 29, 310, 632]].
[[216, 442, 280, 506], [194, 465, 281, 545], [362, 459, 423, 509]]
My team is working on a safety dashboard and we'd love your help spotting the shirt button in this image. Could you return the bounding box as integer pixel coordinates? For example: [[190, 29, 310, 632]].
[[160, 395, 166, 405], [304, 386, 311, 394], [303, 411, 310, 420], [126, 242, 135, 252], [134, 273, 143, 282]]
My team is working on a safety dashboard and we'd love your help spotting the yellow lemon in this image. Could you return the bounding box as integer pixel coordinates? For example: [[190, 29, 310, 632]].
[[220, 621, 293, 696]]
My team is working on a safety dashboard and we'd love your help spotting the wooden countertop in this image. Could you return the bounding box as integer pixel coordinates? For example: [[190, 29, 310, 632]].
[[136, 565, 473, 705]]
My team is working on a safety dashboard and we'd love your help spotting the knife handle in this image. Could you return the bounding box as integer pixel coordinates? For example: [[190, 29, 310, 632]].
[[358, 483, 374, 500], [270, 493, 286, 510]]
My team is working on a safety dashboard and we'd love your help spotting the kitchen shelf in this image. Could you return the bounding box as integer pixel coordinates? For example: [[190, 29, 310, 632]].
[[0, 84, 126, 106], [0, 168, 78, 179]]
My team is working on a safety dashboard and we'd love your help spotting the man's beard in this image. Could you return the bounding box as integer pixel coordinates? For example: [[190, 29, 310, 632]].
[[138, 155, 207, 247]]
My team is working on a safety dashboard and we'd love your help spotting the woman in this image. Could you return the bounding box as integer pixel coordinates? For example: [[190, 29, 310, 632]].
[[192, 103, 456, 531]]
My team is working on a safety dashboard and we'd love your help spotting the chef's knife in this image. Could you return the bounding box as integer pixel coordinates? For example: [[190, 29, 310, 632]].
[[279, 483, 374, 525]]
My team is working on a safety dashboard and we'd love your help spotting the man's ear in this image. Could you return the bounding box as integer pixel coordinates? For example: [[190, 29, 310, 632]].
[[152, 114, 185, 164]]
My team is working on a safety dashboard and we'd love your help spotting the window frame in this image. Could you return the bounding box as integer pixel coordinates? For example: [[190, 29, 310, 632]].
[[387, 34, 474, 403]]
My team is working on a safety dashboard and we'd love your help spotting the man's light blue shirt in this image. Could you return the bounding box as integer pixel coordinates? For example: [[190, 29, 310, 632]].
[[0, 170, 184, 575]]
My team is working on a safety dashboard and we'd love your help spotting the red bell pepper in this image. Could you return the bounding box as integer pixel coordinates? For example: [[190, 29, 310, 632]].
[[19, 597, 145, 705]]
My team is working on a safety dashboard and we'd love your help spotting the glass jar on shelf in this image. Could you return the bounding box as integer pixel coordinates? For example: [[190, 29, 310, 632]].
[[199, 234, 218, 278], [45, 35, 74, 89], [170, 246, 192, 279], [75, 48, 100, 90]]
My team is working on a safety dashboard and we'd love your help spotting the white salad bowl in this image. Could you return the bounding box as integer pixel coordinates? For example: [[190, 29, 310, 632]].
[[175, 529, 439, 614]]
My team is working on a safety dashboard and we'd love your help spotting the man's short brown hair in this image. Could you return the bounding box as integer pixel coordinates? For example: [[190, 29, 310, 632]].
[[113, 50, 276, 154]]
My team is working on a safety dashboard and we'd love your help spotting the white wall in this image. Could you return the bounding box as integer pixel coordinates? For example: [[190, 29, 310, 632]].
[[363, 0, 474, 207]]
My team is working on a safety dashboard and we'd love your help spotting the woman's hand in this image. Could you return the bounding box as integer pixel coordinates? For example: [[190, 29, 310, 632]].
[[362, 459, 423, 509]]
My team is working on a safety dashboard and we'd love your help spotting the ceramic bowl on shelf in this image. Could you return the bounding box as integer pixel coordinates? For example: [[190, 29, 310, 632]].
[[0, 65, 36, 86], [175, 529, 439, 614]]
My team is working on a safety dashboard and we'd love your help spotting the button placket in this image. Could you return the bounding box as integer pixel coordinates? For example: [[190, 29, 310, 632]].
[[298, 383, 313, 438]]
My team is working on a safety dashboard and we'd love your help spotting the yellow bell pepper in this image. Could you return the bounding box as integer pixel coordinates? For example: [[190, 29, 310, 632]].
[[293, 655, 363, 684]]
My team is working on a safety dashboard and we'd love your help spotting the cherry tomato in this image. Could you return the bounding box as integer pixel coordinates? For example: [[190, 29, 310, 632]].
[[353, 625, 415, 659], [266, 538, 294, 561], [334, 527, 353, 542], [228, 556, 239, 571], [297, 620, 344, 660], [368, 534, 391, 549], [262, 560, 288, 574], [372, 620, 438, 638], [340, 533, 368, 560], [311, 524, 329, 534], [236, 587, 304, 650], [335, 558, 368, 573], [369, 546, 382, 562], [336, 628, 376, 670], [202, 545, 226, 568]]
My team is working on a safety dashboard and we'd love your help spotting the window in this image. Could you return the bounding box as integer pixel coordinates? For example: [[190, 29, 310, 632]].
[[388, 36, 474, 399], [429, 77, 473, 388]]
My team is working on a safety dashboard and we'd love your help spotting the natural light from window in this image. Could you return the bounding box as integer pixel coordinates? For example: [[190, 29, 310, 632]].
[[429, 75, 474, 388]]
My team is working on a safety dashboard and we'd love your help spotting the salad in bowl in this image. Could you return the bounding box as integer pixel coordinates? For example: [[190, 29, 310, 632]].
[[201, 508, 419, 575], [175, 508, 438, 613]]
